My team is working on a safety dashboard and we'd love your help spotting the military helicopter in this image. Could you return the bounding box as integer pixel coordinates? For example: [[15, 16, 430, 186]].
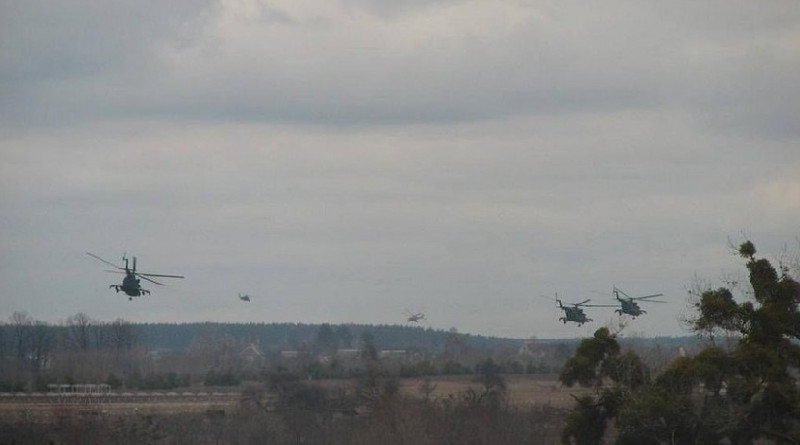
[[544, 294, 612, 326], [238, 293, 251, 302], [86, 252, 184, 300], [611, 286, 665, 318], [405, 310, 425, 323]]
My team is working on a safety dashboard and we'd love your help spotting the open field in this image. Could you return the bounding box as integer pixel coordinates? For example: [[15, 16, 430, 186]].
[[0, 374, 586, 416], [0, 376, 576, 444], [397, 374, 591, 408], [0, 394, 239, 422]]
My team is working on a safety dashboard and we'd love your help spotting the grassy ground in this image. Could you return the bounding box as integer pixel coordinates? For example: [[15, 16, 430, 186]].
[[0, 375, 580, 444]]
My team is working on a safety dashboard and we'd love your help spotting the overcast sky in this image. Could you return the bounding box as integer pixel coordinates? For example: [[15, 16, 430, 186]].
[[1, 0, 798, 339]]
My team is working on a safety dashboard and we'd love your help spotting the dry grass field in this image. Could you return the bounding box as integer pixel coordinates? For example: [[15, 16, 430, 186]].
[[0, 375, 580, 444], [397, 374, 590, 408], [0, 374, 585, 416]]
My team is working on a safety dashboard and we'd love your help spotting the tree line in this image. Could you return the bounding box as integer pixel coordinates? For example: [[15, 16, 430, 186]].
[[0, 314, 577, 392]]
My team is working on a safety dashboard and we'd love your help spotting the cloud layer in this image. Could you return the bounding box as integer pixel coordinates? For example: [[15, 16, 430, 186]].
[[1, 0, 798, 338]]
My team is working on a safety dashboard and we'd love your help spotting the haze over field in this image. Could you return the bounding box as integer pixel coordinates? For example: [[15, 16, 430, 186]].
[[1, 0, 798, 338]]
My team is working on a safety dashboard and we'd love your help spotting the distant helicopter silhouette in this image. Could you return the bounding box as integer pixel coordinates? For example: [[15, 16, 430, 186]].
[[86, 252, 184, 300], [544, 294, 613, 326], [405, 310, 425, 323], [612, 286, 665, 318], [238, 293, 251, 302]]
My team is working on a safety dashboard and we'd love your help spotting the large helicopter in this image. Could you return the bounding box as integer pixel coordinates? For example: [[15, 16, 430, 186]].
[[611, 286, 665, 318], [544, 295, 613, 326], [405, 310, 425, 323], [238, 293, 251, 302], [86, 252, 184, 300]]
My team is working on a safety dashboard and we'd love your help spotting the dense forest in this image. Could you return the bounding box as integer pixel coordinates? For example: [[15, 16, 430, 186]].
[[0, 314, 693, 393], [136, 322, 524, 352], [0, 320, 528, 357], [0, 316, 692, 358]]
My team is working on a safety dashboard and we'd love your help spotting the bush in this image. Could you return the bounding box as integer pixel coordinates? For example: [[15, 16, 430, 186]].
[[204, 370, 240, 387], [106, 373, 123, 389], [441, 360, 472, 375], [399, 360, 437, 378]]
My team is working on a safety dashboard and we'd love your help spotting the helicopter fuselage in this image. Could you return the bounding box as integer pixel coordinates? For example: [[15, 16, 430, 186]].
[[560, 307, 591, 326], [112, 272, 149, 299], [87, 252, 182, 301], [616, 299, 645, 317]]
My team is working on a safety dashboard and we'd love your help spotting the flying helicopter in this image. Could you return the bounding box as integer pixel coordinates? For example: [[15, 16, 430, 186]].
[[544, 295, 613, 326], [611, 286, 665, 318], [238, 293, 251, 302], [86, 252, 184, 300], [405, 310, 425, 323]]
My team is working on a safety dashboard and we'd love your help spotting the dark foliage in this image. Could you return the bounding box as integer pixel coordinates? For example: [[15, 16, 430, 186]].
[[560, 240, 800, 444]]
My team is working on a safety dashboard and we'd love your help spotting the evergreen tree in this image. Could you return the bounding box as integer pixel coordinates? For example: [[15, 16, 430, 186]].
[[560, 241, 800, 444]]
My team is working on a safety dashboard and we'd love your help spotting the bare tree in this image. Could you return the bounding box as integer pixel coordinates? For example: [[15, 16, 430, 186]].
[[66, 312, 92, 350], [0, 322, 6, 378], [10, 311, 32, 375], [109, 318, 139, 351], [90, 321, 106, 349], [443, 327, 469, 362], [29, 321, 54, 375]]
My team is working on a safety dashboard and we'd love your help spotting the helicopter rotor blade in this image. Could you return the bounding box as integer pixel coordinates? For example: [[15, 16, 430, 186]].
[[575, 299, 591, 306], [137, 272, 185, 279], [542, 294, 566, 308], [614, 287, 632, 299], [136, 274, 165, 286], [86, 252, 123, 270], [635, 293, 664, 300], [103, 270, 126, 274]]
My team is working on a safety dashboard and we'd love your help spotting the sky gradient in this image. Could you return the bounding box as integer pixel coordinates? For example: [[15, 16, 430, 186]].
[[1, 0, 799, 338]]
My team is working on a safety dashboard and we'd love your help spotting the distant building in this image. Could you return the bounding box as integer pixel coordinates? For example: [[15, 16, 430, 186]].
[[240, 343, 265, 366], [147, 348, 172, 361], [379, 350, 408, 360], [335, 349, 360, 359], [518, 340, 546, 359], [280, 350, 300, 359]]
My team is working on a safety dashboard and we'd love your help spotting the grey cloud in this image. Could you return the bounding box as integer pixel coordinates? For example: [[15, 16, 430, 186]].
[[2, 0, 797, 137], [0, 1, 211, 81], [2, 1, 799, 338], [0, 0, 746, 126], [339, 0, 468, 20]]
